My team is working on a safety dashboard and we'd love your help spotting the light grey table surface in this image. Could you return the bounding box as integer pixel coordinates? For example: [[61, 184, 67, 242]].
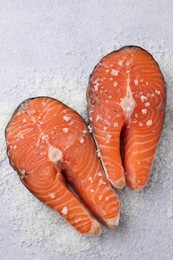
[[0, 1, 173, 259]]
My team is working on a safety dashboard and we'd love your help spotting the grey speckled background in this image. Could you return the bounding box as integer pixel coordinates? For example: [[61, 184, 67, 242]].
[[0, 1, 173, 260]]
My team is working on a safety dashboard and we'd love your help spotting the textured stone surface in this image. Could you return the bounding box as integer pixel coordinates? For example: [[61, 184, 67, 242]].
[[0, 1, 173, 259]]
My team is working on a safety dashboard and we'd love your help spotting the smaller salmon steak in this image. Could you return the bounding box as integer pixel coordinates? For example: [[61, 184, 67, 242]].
[[88, 46, 166, 190], [5, 97, 120, 235]]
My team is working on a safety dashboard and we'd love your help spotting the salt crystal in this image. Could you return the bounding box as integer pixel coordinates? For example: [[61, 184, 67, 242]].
[[49, 193, 56, 199], [105, 196, 109, 201], [134, 79, 138, 86], [111, 69, 119, 76], [140, 95, 146, 102], [82, 130, 87, 134], [98, 195, 103, 201], [98, 179, 106, 185], [118, 60, 123, 66], [103, 126, 107, 131], [94, 84, 98, 92], [114, 82, 118, 87], [106, 69, 109, 73], [63, 115, 71, 122], [145, 102, 150, 107], [13, 145, 17, 149], [63, 128, 68, 133], [139, 122, 143, 127], [97, 172, 102, 177], [155, 90, 161, 95], [126, 60, 130, 66], [61, 206, 68, 215], [146, 119, 152, 126], [113, 122, 119, 127], [106, 134, 112, 143], [21, 169, 26, 174], [23, 118, 27, 123], [90, 189, 94, 193], [88, 125, 92, 132], [88, 177, 93, 182], [69, 120, 74, 125], [142, 109, 147, 114], [80, 137, 84, 143]]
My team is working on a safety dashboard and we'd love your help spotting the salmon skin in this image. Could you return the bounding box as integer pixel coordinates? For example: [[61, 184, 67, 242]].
[[5, 97, 120, 236], [87, 46, 166, 191]]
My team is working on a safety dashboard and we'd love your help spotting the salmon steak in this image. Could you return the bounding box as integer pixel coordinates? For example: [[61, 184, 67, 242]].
[[87, 46, 166, 190], [5, 97, 120, 235]]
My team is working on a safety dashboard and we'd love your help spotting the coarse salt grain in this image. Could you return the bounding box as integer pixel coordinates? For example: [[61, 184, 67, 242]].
[[97, 172, 102, 177], [63, 128, 68, 133], [98, 195, 103, 201], [146, 119, 152, 126], [63, 115, 71, 122], [145, 102, 150, 107], [114, 81, 118, 87], [61, 206, 68, 215], [134, 79, 138, 86], [80, 137, 84, 143], [142, 109, 147, 114], [49, 193, 56, 199], [111, 69, 119, 76]]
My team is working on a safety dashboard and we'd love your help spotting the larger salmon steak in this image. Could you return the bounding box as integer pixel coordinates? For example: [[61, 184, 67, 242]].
[[5, 97, 120, 235], [88, 46, 166, 191]]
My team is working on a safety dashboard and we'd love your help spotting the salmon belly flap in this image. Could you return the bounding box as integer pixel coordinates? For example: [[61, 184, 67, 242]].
[[5, 97, 120, 235], [88, 46, 166, 191]]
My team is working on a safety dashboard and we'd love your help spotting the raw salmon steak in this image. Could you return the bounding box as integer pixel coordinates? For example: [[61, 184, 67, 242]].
[[87, 46, 166, 190], [5, 97, 120, 235]]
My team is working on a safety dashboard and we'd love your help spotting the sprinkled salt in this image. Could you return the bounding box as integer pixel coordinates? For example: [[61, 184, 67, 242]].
[[134, 79, 138, 86], [97, 172, 102, 177], [88, 125, 92, 132], [146, 119, 152, 126], [140, 95, 146, 102], [114, 81, 118, 87], [69, 120, 74, 125], [80, 137, 84, 143], [63, 115, 71, 122], [13, 145, 17, 149], [111, 69, 119, 76], [21, 169, 26, 174], [155, 90, 161, 95], [106, 134, 112, 143], [139, 122, 143, 127], [98, 179, 106, 185], [49, 193, 56, 199], [90, 189, 94, 193], [88, 177, 93, 182], [23, 118, 27, 123], [105, 196, 109, 201], [113, 122, 119, 127], [98, 195, 103, 201], [63, 128, 68, 133], [82, 130, 87, 134], [61, 206, 68, 215], [118, 60, 123, 66], [145, 102, 150, 107], [142, 109, 147, 114], [126, 60, 130, 66]]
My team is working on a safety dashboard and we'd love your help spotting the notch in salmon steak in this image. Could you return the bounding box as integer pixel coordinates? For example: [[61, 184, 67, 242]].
[[87, 46, 166, 191], [5, 97, 120, 235]]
